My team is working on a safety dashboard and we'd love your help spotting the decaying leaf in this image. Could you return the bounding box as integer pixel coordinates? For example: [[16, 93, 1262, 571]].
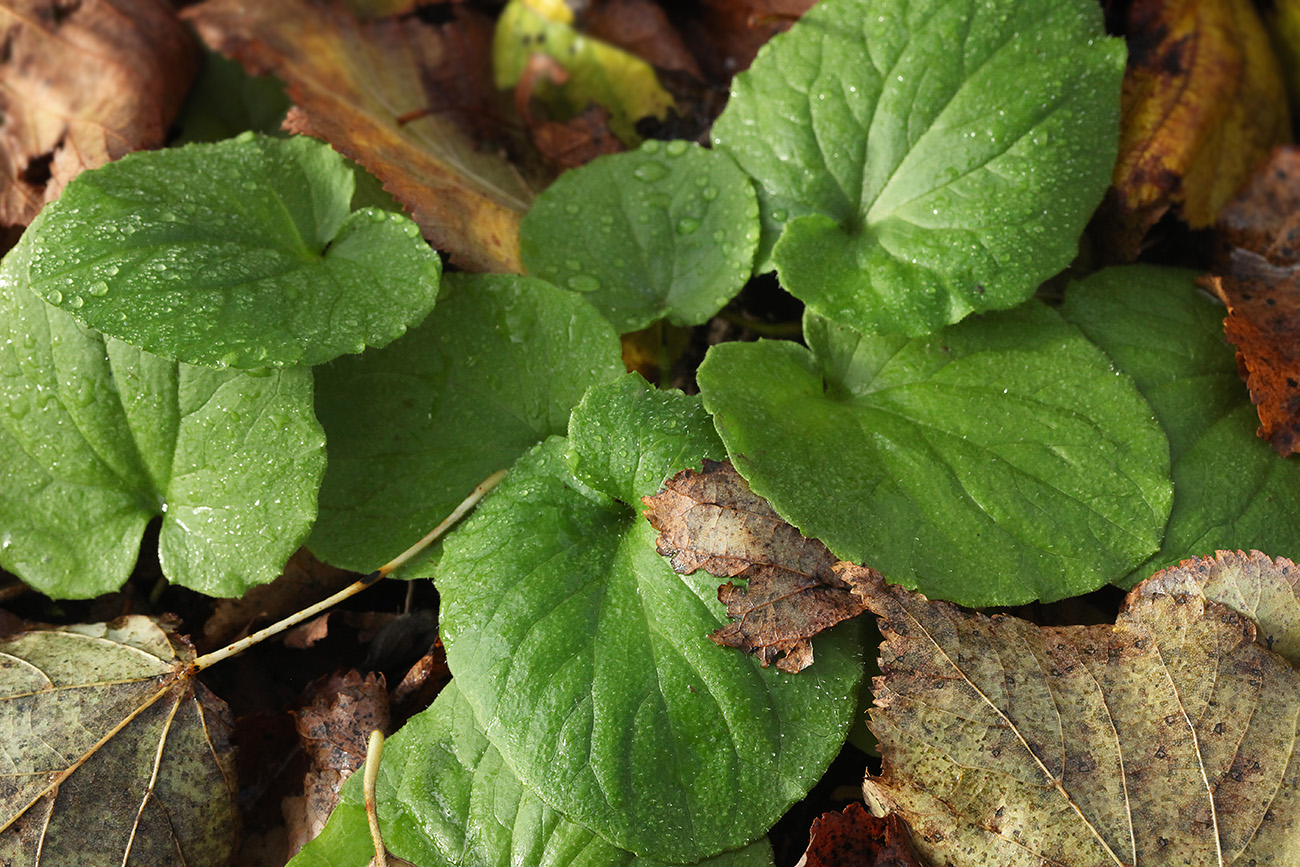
[[0, 0, 199, 228], [284, 670, 388, 857], [643, 459, 875, 673], [1105, 0, 1289, 258], [0, 616, 238, 866], [185, 0, 535, 273], [795, 805, 924, 867], [862, 552, 1300, 866], [1205, 146, 1300, 457]]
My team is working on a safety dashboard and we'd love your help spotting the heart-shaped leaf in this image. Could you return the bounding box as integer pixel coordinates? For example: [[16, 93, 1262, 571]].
[[0, 244, 324, 599], [712, 0, 1124, 335], [1061, 265, 1300, 582], [520, 140, 759, 332], [308, 272, 623, 575], [17, 133, 440, 369], [697, 302, 1172, 606], [436, 375, 864, 862], [289, 681, 776, 867]]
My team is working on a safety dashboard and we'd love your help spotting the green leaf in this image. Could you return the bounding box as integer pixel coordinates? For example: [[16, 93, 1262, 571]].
[[18, 133, 440, 369], [436, 376, 863, 862], [308, 273, 623, 575], [0, 246, 324, 599], [697, 302, 1172, 606], [289, 681, 776, 867], [520, 140, 759, 332], [711, 0, 1125, 334], [1060, 265, 1300, 583], [0, 617, 237, 866]]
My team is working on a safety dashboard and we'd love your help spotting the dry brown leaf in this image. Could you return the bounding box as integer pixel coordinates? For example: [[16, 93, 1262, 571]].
[[643, 459, 875, 673], [185, 0, 536, 273], [284, 670, 389, 857], [0, 0, 199, 228], [1104, 0, 1289, 260], [795, 805, 924, 867], [862, 553, 1300, 865]]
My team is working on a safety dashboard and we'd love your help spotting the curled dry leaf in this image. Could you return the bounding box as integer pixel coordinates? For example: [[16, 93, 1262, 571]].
[[0, 0, 199, 228], [1207, 146, 1300, 457], [0, 617, 238, 866], [643, 459, 875, 673], [1104, 0, 1289, 259], [185, 0, 535, 273], [862, 552, 1300, 866]]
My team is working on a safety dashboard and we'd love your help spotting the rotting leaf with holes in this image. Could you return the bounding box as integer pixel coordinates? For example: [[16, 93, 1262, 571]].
[[289, 680, 777, 867], [308, 272, 624, 576], [697, 301, 1172, 606], [1061, 266, 1300, 581], [0, 0, 199, 228], [644, 459, 874, 673], [711, 0, 1124, 334], [520, 140, 759, 333], [862, 552, 1300, 865], [0, 239, 325, 600], [436, 374, 863, 863], [186, 0, 535, 273], [15, 134, 440, 370], [0, 617, 237, 867]]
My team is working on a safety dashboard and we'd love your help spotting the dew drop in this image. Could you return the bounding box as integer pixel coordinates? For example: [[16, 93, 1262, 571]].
[[640, 139, 662, 154], [88, 281, 109, 297], [634, 162, 668, 183], [702, 187, 719, 202], [48, 289, 63, 305], [665, 140, 689, 156], [67, 295, 83, 309], [676, 217, 700, 235], [567, 275, 601, 292]]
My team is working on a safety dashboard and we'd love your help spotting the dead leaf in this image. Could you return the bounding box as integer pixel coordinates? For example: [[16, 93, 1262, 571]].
[[284, 670, 388, 857], [1138, 550, 1300, 666], [185, 0, 536, 273], [1103, 0, 1290, 260], [686, 0, 815, 80], [0, 616, 238, 865], [643, 459, 875, 673], [583, 0, 702, 79], [795, 805, 924, 867], [862, 553, 1300, 865], [1202, 252, 1300, 456], [0, 0, 199, 227]]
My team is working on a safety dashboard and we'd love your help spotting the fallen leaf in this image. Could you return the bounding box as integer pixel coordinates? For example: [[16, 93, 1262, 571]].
[[795, 805, 924, 867], [0, 0, 199, 228], [284, 670, 388, 857], [1137, 550, 1300, 666], [583, 0, 702, 78], [1214, 145, 1300, 260], [686, 0, 815, 80], [185, 0, 535, 273], [643, 459, 875, 673], [1203, 252, 1300, 456], [1104, 0, 1290, 259], [862, 553, 1300, 865], [0, 616, 238, 865]]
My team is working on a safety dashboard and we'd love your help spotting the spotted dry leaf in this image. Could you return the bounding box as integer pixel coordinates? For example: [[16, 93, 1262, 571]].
[[862, 554, 1300, 865], [643, 459, 875, 672], [0, 616, 238, 866]]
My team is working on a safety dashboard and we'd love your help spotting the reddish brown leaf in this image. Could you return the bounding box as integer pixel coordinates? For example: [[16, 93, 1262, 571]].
[[685, 0, 816, 80], [186, 0, 538, 273], [1100, 0, 1289, 261], [284, 670, 389, 856], [0, 0, 199, 227], [796, 805, 924, 867], [1203, 254, 1300, 455], [584, 0, 702, 78], [643, 459, 876, 673]]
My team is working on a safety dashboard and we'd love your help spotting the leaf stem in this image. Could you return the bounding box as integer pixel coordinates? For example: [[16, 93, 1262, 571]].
[[190, 468, 507, 672], [364, 729, 387, 867]]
